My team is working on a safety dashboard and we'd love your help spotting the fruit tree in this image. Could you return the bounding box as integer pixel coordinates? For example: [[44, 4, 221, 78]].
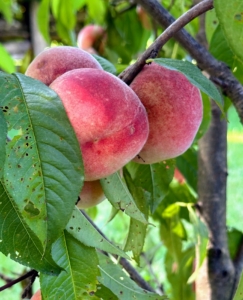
[[0, 0, 243, 300]]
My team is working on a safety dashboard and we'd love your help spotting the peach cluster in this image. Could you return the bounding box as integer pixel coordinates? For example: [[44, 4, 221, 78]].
[[26, 46, 202, 208]]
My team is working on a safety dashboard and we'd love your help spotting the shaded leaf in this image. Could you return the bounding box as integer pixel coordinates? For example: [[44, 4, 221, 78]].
[[97, 252, 168, 299], [1, 72, 83, 250], [100, 172, 147, 223], [0, 179, 61, 274], [40, 230, 100, 299], [126, 160, 175, 213], [227, 228, 243, 260], [214, 0, 243, 63], [154, 58, 224, 110], [66, 207, 129, 259]]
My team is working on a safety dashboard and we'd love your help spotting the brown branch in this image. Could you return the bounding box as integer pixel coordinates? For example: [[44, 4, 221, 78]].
[[0, 270, 38, 292], [134, 0, 243, 125], [80, 210, 156, 293], [119, 0, 214, 84]]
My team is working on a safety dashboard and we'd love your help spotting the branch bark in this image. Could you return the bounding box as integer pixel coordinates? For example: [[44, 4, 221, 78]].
[[133, 0, 243, 125], [119, 0, 214, 84]]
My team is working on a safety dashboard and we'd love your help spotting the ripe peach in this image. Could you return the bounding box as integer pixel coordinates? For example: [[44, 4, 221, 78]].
[[77, 180, 106, 209], [77, 24, 106, 55], [50, 68, 149, 181], [25, 46, 102, 86], [31, 289, 42, 300], [130, 63, 203, 164]]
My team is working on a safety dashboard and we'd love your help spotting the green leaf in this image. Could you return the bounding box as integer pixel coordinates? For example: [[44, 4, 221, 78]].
[[227, 228, 243, 260], [0, 179, 61, 274], [205, 9, 219, 44], [92, 54, 117, 74], [87, 0, 106, 24], [40, 230, 100, 299], [195, 92, 211, 141], [123, 169, 149, 264], [214, 0, 243, 63], [126, 160, 175, 213], [0, 72, 84, 250], [0, 110, 7, 176], [154, 58, 224, 110], [97, 252, 168, 299], [95, 284, 118, 300], [0, 0, 13, 23], [37, 0, 51, 44], [66, 207, 129, 259], [0, 44, 16, 73], [233, 271, 243, 300], [176, 148, 198, 192], [58, 0, 76, 30], [100, 172, 147, 224]]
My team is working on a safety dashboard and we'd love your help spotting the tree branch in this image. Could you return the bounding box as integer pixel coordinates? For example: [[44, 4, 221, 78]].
[[134, 0, 243, 124], [80, 210, 156, 293], [0, 270, 38, 292], [119, 0, 213, 84]]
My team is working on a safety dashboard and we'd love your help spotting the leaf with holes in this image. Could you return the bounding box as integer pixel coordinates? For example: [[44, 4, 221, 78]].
[[100, 172, 147, 224], [40, 230, 100, 299], [0, 179, 61, 273], [66, 207, 129, 259], [97, 252, 168, 299], [0, 72, 83, 251]]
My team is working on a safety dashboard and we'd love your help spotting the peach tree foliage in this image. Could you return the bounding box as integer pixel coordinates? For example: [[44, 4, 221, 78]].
[[0, 0, 243, 299]]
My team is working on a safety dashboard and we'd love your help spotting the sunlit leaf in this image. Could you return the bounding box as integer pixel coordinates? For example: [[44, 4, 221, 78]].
[[0, 72, 83, 250], [37, 0, 51, 44], [40, 231, 100, 299], [101, 172, 147, 223], [154, 58, 224, 110], [97, 252, 168, 299], [66, 207, 129, 259], [0, 44, 16, 73]]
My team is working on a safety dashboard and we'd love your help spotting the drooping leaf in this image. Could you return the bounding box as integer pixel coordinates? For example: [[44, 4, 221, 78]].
[[0, 179, 61, 274], [0, 0, 13, 23], [0, 110, 7, 176], [40, 230, 100, 299], [87, 0, 106, 24], [58, 0, 76, 30], [153, 58, 224, 110], [214, 0, 243, 63], [37, 0, 51, 44], [227, 228, 243, 260], [0, 72, 84, 250], [66, 207, 129, 259], [97, 252, 168, 300], [0, 44, 16, 73], [126, 160, 175, 213], [92, 54, 117, 74], [123, 168, 149, 264], [100, 172, 147, 223]]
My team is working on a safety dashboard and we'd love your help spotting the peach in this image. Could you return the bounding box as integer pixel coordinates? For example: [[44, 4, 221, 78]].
[[25, 46, 102, 86], [77, 180, 106, 209], [130, 63, 203, 164], [31, 289, 42, 300], [50, 68, 149, 181], [77, 24, 106, 55]]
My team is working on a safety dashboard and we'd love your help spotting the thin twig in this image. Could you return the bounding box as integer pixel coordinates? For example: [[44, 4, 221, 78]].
[[119, 0, 214, 84], [80, 210, 156, 293], [0, 270, 38, 292]]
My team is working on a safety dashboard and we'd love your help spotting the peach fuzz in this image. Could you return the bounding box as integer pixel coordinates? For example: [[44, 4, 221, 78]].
[[50, 68, 149, 181], [77, 180, 106, 209], [25, 46, 102, 86], [130, 63, 203, 164]]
